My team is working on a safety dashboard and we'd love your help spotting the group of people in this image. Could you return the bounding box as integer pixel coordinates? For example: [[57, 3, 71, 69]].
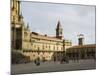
[[53, 56, 69, 64], [34, 55, 80, 66]]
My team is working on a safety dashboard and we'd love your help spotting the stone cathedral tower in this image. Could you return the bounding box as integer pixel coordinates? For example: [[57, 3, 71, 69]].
[[11, 0, 23, 49], [56, 20, 63, 39], [11, 0, 22, 50], [11, 0, 31, 50]]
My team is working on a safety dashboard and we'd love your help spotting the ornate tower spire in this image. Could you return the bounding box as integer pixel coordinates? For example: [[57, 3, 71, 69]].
[[27, 23, 29, 29], [56, 20, 63, 39], [19, 12, 23, 23], [11, 0, 21, 24]]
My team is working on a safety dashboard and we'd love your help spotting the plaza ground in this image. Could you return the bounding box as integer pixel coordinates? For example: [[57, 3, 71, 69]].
[[11, 59, 96, 75]]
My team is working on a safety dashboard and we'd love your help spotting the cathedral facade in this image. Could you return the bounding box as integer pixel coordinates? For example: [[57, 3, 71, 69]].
[[11, 0, 72, 61]]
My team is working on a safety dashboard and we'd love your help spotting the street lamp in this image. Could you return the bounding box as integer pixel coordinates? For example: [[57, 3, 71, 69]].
[[63, 39, 65, 54], [60, 39, 69, 63]]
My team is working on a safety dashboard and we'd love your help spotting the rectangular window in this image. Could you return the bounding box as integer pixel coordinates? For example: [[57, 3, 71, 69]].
[[54, 46, 55, 50]]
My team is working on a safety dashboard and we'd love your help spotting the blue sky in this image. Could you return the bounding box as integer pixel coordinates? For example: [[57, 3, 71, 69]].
[[20, 1, 96, 45]]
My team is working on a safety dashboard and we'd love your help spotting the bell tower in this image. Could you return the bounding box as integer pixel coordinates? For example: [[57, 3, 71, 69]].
[[11, 0, 23, 50], [77, 34, 84, 45], [56, 20, 63, 39]]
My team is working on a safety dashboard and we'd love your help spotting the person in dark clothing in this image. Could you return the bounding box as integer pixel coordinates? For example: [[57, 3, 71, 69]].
[[34, 57, 40, 66]]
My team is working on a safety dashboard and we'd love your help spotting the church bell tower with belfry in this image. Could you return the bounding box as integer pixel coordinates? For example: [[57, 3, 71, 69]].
[[56, 20, 63, 39], [11, 0, 24, 50], [11, 0, 31, 50]]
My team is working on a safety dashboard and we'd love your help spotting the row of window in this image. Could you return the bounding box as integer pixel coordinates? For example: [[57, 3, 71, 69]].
[[66, 48, 95, 53], [32, 44, 63, 51], [31, 39, 63, 45]]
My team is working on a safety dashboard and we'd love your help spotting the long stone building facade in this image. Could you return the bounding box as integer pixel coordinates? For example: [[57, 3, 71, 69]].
[[66, 44, 96, 61], [11, 0, 72, 61]]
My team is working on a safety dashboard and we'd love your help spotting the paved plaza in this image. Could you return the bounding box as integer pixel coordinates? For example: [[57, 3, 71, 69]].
[[11, 59, 96, 75]]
